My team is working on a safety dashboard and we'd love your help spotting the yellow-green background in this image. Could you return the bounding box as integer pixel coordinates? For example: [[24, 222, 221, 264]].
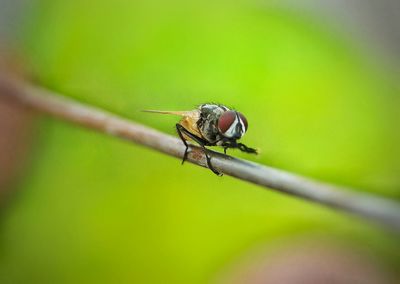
[[0, 1, 399, 283]]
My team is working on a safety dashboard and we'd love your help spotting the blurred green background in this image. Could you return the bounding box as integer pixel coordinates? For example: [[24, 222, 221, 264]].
[[0, 0, 399, 283]]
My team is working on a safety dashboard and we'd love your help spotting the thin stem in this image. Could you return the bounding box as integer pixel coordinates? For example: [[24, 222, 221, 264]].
[[1, 73, 400, 233]]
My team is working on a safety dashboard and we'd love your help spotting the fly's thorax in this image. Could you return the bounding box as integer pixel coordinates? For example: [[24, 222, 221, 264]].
[[197, 104, 229, 143]]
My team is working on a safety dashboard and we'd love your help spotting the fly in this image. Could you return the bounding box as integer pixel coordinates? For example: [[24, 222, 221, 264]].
[[144, 103, 257, 175]]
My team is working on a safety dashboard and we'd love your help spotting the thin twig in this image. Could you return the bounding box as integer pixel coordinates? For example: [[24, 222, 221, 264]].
[[1, 73, 400, 233]]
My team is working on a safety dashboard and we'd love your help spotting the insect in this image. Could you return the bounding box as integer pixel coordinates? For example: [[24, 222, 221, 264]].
[[144, 103, 257, 175]]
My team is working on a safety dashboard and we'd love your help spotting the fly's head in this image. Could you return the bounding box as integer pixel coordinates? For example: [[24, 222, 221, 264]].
[[217, 110, 248, 141]]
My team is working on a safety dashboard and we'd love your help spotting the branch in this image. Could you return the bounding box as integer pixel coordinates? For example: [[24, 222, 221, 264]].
[[1, 73, 400, 233]]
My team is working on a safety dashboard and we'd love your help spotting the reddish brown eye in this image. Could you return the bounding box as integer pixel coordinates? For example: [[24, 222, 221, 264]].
[[218, 111, 236, 133], [238, 112, 248, 131]]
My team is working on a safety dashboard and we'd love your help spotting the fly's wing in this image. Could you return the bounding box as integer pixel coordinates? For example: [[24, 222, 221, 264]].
[[143, 109, 203, 140], [142, 110, 192, 116]]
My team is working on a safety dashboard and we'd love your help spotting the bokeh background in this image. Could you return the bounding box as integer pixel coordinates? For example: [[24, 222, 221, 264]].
[[0, 1, 399, 283]]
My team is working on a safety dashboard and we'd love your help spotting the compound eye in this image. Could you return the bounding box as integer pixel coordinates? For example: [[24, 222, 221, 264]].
[[238, 112, 248, 131], [218, 111, 236, 134]]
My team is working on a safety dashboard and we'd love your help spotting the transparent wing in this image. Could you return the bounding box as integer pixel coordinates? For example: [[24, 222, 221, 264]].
[[142, 110, 194, 116]]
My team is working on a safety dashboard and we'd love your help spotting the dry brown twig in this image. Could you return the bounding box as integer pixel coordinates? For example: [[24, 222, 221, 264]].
[[1, 72, 399, 233]]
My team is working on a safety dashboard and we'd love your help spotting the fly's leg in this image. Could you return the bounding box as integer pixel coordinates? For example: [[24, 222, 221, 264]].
[[217, 139, 230, 156], [220, 139, 255, 155], [237, 143, 258, 154], [176, 124, 190, 164], [176, 124, 222, 176]]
